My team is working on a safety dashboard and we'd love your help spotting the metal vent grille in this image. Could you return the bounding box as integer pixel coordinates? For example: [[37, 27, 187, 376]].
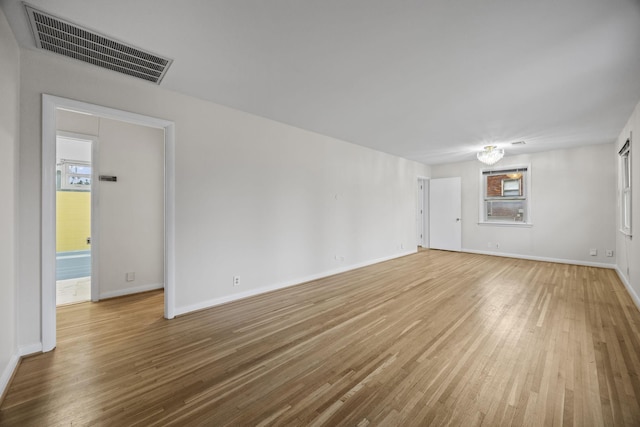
[[25, 5, 172, 84]]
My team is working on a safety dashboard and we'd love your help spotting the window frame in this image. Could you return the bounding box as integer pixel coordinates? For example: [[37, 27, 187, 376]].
[[58, 159, 92, 191], [479, 164, 532, 227], [619, 136, 632, 236]]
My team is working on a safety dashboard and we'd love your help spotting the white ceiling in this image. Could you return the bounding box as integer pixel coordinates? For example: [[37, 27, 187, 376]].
[[3, 0, 640, 165]]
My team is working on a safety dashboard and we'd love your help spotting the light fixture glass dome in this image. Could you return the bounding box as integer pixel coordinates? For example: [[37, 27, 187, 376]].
[[477, 145, 504, 165]]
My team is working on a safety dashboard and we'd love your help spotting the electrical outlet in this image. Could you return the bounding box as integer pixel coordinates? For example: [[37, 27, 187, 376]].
[[233, 276, 240, 286], [606, 250, 614, 257], [495, 243, 500, 249], [589, 248, 597, 256], [488, 242, 492, 248], [126, 272, 135, 282]]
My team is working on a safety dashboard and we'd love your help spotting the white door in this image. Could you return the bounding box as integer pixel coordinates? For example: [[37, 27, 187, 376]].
[[429, 177, 461, 251]]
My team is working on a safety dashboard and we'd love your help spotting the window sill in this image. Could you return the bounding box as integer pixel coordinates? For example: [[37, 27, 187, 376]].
[[478, 221, 533, 228]]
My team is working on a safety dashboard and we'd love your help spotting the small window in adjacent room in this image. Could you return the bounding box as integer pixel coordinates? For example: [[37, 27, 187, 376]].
[[58, 159, 92, 191], [480, 166, 530, 225], [619, 137, 632, 235]]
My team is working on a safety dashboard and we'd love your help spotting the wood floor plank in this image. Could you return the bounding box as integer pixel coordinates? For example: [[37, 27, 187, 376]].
[[1, 250, 640, 426]]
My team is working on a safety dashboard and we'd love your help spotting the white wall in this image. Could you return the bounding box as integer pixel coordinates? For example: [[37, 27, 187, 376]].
[[615, 100, 640, 307], [57, 109, 100, 136], [56, 110, 165, 299], [17, 49, 429, 347], [431, 143, 616, 266], [0, 6, 20, 397], [97, 118, 164, 298]]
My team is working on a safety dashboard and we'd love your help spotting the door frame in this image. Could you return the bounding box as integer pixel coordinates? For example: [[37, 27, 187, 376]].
[[55, 131, 99, 302], [417, 177, 429, 248], [42, 94, 176, 352]]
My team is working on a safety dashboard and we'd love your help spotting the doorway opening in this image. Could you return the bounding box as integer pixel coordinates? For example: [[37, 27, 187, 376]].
[[55, 134, 96, 306], [42, 94, 176, 352]]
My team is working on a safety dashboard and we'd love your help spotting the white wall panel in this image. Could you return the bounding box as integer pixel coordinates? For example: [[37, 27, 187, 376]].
[[97, 118, 164, 297], [0, 6, 20, 396], [615, 100, 640, 306]]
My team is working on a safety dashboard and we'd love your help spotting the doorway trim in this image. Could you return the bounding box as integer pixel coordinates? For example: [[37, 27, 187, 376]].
[[42, 94, 176, 352], [417, 177, 429, 248]]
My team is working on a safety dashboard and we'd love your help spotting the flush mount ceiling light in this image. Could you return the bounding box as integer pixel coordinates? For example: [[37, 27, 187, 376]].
[[477, 145, 504, 165]]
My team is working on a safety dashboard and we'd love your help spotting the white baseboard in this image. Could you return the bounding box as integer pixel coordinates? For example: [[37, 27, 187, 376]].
[[175, 250, 416, 316], [19, 343, 43, 357], [615, 266, 640, 312], [100, 283, 164, 300], [1, 343, 46, 400], [462, 249, 617, 269], [0, 353, 20, 401]]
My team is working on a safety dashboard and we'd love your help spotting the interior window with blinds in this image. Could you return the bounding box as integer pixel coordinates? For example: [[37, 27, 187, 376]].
[[481, 166, 530, 224]]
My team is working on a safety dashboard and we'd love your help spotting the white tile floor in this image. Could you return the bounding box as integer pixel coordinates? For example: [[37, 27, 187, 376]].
[[56, 276, 91, 306]]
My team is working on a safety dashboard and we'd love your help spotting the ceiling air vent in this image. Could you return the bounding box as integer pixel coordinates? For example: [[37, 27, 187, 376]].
[[25, 5, 172, 84]]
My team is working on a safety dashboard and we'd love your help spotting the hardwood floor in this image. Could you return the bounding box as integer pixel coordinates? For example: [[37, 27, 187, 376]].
[[2, 250, 640, 426]]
